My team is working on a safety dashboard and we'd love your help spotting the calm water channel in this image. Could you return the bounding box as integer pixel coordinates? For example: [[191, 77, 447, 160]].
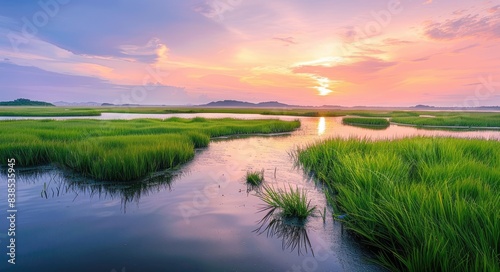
[[1, 113, 499, 271]]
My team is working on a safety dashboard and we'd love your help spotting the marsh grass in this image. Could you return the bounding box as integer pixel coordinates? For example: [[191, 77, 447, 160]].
[[246, 170, 264, 186], [0, 107, 101, 116], [258, 185, 316, 220], [2, 106, 498, 129], [298, 137, 500, 271], [342, 117, 390, 127], [392, 112, 500, 128], [0, 118, 300, 181]]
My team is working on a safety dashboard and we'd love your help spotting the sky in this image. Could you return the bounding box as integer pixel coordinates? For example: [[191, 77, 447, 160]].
[[0, 0, 499, 107]]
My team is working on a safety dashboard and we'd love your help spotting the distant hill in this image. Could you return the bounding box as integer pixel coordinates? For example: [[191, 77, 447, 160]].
[[201, 100, 298, 108], [413, 104, 435, 109], [0, 98, 54, 106], [411, 105, 500, 110], [256, 101, 291, 107], [203, 100, 255, 107], [53, 101, 102, 106]]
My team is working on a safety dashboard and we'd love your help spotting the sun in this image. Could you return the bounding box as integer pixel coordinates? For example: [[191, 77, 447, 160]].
[[314, 76, 333, 96], [316, 86, 333, 96]]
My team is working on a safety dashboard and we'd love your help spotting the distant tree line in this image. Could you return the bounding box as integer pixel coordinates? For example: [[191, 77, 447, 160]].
[[0, 98, 54, 106]]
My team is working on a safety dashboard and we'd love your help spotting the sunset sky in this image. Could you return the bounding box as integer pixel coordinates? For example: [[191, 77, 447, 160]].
[[0, 0, 499, 106]]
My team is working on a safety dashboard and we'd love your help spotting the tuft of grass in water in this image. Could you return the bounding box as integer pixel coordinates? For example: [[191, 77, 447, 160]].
[[297, 137, 500, 271], [342, 117, 390, 127], [0, 118, 300, 181], [246, 170, 264, 186], [258, 185, 316, 220]]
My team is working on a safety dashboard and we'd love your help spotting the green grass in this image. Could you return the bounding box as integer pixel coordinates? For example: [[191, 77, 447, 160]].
[[2, 106, 499, 129], [392, 113, 500, 128], [342, 117, 390, 127], [246, 170, 264, 186], [0, 107, 101, 116], [0, 118, 300, 181], [297, 137, 500, 271], [258, 185, 316, 220], [339, 110, 420, 118]]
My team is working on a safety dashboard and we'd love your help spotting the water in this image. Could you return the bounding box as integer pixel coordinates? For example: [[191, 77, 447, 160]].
[[1, 114, 499, 272]]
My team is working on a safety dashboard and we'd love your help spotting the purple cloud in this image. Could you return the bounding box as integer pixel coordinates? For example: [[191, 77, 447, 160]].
[[424, 8, 500, 40], [272, 36, 297, 45]]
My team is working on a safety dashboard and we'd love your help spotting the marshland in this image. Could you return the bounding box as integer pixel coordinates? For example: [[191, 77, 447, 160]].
[[2, 106, 500, 128], [1, 109, 499, 271], [298, 137, 500, 271], [0, 118, 300, 181]]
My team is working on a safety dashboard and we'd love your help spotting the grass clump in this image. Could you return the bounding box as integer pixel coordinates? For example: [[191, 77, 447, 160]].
[[297, 137, 500, 271], [0, 118, 300, 181], [258, 185, 316, 220], [246, 170, 264, 186], [342, 117, 390, 127]]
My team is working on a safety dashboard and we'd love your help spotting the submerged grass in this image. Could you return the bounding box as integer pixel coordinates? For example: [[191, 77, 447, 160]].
[[342, 117, 390, 127], [246, 170, 264, 186], [297, 137, 500, 271], [0, 118, 300, 181], [258, 185, 316, 220]]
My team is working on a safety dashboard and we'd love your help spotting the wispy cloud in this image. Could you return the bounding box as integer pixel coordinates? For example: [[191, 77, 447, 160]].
[[272, 36, 296, 45], [119, 38, 168, 63], [424, 7, 500, 40], [293, 57, 398, 84]]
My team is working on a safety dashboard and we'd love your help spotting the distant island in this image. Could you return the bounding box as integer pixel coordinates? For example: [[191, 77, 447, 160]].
[[413, 104, 435, 109], [0, 98, 54, 106]]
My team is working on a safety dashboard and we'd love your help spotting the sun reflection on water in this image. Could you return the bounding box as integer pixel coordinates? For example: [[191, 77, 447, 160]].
[[318, 117, 326, 135]]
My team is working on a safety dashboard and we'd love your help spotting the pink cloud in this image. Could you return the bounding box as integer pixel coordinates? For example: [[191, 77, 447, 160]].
[[488, 5, 500, 13], [293, 57, 397, 84], [382, 38, 413, 46]]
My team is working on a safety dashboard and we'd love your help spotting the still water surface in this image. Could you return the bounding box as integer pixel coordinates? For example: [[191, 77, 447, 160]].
[[1, 113, 499, 272]]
